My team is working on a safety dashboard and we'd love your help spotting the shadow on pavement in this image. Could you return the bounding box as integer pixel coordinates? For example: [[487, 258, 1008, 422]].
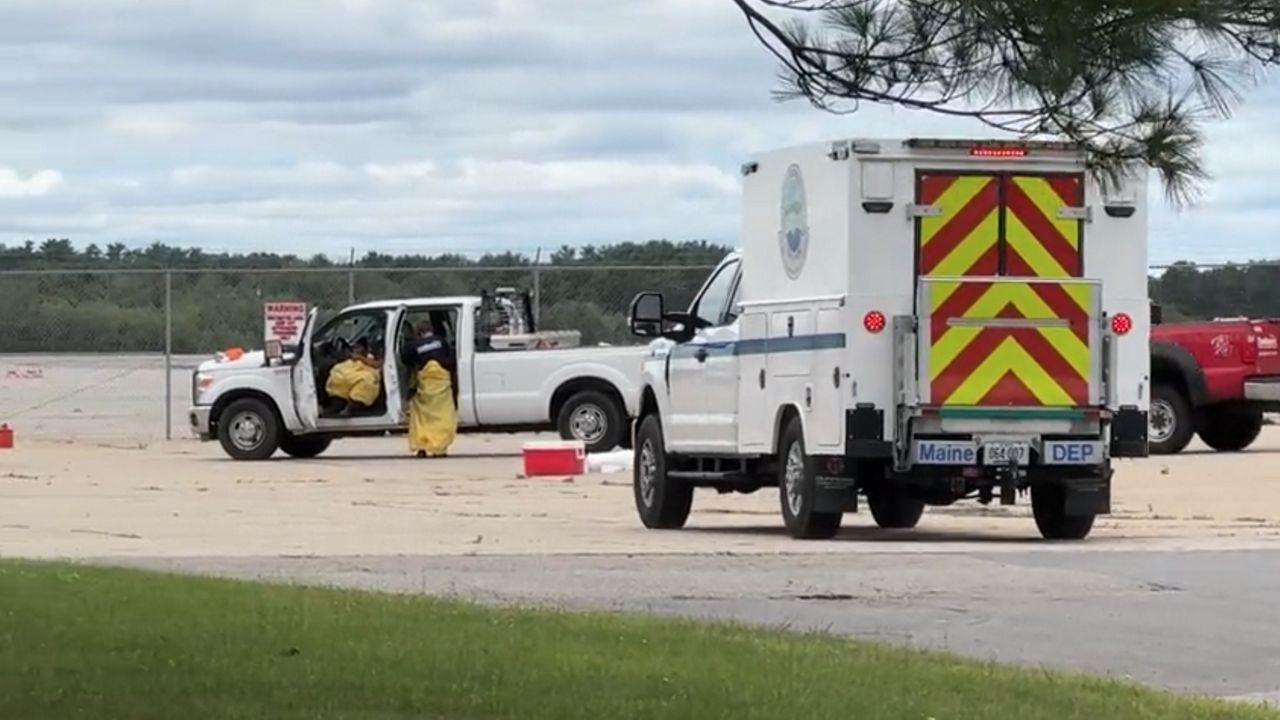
[[683, 524, 1067, 545]]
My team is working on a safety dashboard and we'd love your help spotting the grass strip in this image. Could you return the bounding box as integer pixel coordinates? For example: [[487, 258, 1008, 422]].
[[0, 559, 1272, 720]]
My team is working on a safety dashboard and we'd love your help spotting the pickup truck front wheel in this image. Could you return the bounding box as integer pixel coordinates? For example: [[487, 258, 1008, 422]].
[[558, 390, 625, 454], [1149, 383, 1194, 455], [217, 397, 281, 461], [633, 414, 692, 529], [778, 416, 842, 540]]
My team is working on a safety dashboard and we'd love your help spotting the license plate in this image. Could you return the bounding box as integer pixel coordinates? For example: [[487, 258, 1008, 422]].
[[983, 442, 1030, 466]]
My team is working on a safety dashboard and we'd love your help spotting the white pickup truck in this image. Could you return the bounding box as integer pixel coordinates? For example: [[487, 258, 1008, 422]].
[[188, 292, 648, 459]]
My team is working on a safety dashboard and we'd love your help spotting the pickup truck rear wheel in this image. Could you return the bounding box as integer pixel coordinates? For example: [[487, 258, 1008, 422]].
[[633, 414, 693, 529], [1149, 383, 1194, 455], [558, 390, 625, 454], [778, 416, 842, 540], [1197, 404, 1264, 452], [280, 434, 332, 459], [217, 397, 281, 461]]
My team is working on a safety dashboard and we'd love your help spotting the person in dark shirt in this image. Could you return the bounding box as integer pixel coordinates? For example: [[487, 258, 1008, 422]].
[[402, 320, 452, 373]]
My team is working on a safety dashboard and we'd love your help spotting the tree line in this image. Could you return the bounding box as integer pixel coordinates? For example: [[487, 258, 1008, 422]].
[[0, 239, 1274, 353], [0, 239, 727, 353]]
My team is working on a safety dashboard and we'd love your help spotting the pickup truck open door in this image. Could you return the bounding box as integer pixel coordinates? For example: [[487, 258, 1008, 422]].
[[384, 305, 409, 425], [290, 307, 320, 431]]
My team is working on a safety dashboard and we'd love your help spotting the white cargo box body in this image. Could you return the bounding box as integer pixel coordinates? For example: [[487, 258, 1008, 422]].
[[735, 138, 1150, 457]]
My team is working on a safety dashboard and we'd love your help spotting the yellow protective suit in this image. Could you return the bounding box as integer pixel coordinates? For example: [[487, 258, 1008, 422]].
[[325, 359, 381, 407], [407, 359, 457, 456]]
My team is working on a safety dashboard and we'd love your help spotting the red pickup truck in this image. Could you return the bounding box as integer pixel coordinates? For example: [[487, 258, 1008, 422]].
[[1150, 306, 1280, 454]]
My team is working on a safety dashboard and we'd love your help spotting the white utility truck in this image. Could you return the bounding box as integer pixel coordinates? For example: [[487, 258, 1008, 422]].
[[189, 290, 646, 459], [628, 137, 1150, 541]]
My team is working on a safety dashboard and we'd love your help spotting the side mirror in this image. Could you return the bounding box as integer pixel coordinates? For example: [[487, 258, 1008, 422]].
[[1150, 302, 1163, 326], [629, 292, 665, 338]]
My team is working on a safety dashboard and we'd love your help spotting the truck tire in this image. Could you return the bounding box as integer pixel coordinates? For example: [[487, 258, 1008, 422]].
[[280, 435, 332, 459], [558, 390, 626, 454], [867, 487, 925, 529], [1149, 383, 1194, 455], [1197, 405, 1264, 452], [777, 416, 842, 540], [1031, 484, 1095, 540], [217, 397, 281, 461], [633, 414, 693, 529]]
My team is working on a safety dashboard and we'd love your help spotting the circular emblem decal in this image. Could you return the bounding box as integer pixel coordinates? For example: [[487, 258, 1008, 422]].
[[779, 164, 809, 280]]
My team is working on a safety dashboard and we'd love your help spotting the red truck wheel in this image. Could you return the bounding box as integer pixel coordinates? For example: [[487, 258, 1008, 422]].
[[1197, 405, 1264, 452], [1149, 383, 1194, 455]]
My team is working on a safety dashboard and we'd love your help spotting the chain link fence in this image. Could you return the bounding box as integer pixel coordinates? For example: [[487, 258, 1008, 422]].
[[4, 260, 1241, 444], [0, 265, 715, 443]]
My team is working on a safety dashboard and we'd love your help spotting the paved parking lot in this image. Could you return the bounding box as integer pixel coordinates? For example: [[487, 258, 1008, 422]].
[[4, 428, 1280, 702]]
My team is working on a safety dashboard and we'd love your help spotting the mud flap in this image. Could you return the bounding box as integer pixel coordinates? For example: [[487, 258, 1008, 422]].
[[1062, 476, 1111, 516], [812, 455, 858, 513]]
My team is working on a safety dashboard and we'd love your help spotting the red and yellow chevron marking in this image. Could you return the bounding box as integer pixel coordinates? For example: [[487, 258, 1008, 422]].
[[927, 280, 1094, 406], [917, 174, 999, 277], [1004, 175, 1083, 278], [917, 173, 1085, 280]]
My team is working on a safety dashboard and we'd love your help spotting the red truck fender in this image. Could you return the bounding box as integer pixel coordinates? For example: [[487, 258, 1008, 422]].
[[1150, 340, 1209, 408], [1148, 341, 1211, 455]]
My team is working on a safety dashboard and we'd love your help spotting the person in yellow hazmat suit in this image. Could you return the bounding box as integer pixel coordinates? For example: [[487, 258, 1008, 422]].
[[324, 339, 382, 415], [402, 320, 458, 457]]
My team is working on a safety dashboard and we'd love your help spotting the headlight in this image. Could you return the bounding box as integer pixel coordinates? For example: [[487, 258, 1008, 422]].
[[193, 372, 215, 404]]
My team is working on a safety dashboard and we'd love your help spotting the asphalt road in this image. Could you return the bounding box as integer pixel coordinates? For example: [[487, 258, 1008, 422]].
[[110, 547, 1280, 703]]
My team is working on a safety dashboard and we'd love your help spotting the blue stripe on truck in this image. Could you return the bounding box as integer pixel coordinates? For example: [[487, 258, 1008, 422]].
[[669, 332, 846, 358]]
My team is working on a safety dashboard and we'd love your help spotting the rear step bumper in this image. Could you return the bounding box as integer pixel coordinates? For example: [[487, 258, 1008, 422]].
[[1244, 379, 1280, 403]]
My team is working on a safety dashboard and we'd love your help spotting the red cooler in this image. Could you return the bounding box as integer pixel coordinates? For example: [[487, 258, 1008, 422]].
[[522, 440, 586, 476]]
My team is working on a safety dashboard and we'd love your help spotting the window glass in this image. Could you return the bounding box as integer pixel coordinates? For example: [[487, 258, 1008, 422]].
[[692, 261, 739, 328], [404, 307, 459, 347], [315, 312, 384, 348]]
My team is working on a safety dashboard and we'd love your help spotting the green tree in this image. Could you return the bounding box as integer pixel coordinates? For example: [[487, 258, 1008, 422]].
[[732, 0, 1280, 202]]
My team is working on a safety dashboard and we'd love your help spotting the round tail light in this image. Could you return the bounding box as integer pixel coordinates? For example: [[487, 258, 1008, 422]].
[[1111, 312, 1133, 335], [864, 310, 887, 334]]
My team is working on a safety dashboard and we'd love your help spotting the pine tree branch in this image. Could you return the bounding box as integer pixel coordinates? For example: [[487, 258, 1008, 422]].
[[732, 0, 1280, 206]]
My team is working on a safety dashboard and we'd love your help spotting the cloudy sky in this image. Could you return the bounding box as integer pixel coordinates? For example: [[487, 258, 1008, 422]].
[[1, 0, 1277, 266]]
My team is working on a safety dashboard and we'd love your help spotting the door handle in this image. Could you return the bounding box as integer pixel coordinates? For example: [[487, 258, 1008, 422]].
[[695, 348, 708, 363]]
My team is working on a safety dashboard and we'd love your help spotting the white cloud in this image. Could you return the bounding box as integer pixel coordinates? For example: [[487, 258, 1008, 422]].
[[0, 0, 1275, 264], [0, 167, 63, 198]]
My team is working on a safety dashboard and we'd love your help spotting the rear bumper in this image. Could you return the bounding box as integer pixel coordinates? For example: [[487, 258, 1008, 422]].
[[188, 406, 212, 440], [847, 403, 1142, 463], [1244, 379, 1280, 403]]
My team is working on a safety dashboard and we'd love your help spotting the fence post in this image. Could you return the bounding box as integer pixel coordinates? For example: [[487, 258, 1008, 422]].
[[348, 248, 356, 304], [532, 266, 541, 324], [164, 269, 173, 441]]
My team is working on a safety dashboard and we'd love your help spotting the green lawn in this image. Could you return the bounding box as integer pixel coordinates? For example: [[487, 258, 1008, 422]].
[[0, 559, 1272, 720]]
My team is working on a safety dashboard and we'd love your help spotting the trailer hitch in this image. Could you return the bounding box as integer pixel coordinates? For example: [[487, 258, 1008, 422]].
[[998, 456, 1024, 506]]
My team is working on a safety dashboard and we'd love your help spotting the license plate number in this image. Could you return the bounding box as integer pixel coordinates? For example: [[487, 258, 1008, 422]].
[[983, 442, 1030, 466]]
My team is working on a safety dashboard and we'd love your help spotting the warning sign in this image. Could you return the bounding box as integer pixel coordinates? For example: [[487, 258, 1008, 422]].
[[263, 301, 308, 345]]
